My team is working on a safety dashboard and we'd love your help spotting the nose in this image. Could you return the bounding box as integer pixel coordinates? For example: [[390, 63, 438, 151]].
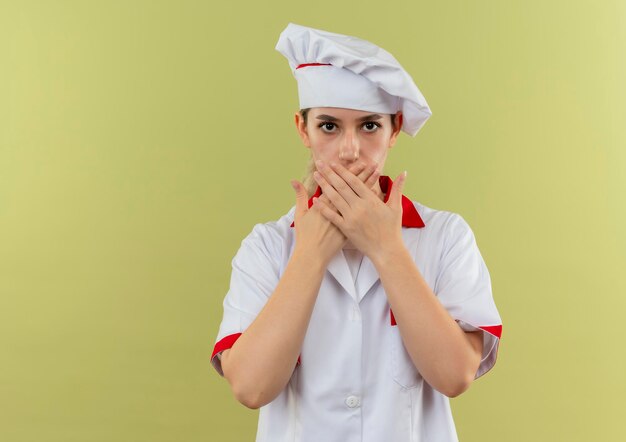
[[339, 129, 359, 163]]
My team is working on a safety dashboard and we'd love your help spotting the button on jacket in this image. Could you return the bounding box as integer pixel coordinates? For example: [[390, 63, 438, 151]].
[[211, 175, 503, 442]]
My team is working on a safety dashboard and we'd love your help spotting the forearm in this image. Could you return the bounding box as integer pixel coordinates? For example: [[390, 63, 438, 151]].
[[371, 243, 481, 397], [222, 250, 326, 409]]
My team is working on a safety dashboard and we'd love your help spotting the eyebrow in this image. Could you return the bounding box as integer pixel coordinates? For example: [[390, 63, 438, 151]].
[[315, 113, 384, 122]]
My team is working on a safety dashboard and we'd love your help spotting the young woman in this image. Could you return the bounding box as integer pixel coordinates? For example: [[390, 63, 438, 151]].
[[211, 23, 503, 442]]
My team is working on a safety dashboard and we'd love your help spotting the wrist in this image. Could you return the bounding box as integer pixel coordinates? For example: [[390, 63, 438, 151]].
[[369, 237, 408, 268], [290, 248, 328, 274]]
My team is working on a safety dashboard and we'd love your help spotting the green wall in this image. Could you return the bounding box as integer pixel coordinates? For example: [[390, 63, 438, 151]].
[[1, 1, 625, 440]]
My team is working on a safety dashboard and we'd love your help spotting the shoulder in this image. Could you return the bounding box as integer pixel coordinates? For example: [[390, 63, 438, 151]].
[[235, 206, 297, 262], [406, 198, 470, 239], [402, 199, 482, 267]]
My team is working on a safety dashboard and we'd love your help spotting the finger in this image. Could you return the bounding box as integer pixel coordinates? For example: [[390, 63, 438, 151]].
[[318, 193, 341, 214], [347, 161, 367, 178], [326, 161, 373, 200], [316, 160, 360, 206], [351, 162, 380, 196], [361, 164, 381, 190], [313, 196, 346, 228], [313, 169, 351, 214], [291, 180, 309, 218], [354, 162, 372, 182], [312, 195, 337, 214], [387, 171, 407, 207]]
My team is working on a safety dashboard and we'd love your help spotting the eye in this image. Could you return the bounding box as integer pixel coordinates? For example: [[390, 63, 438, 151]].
[[318, 122, 337, 133], [362, 121, 381, 132]]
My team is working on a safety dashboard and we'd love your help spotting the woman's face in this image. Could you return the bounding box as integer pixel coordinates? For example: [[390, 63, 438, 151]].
[[295, 107, 403, 174]]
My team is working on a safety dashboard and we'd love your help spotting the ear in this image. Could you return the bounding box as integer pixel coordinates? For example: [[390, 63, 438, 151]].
[[388, 111, 403, 147], [294, 111, 311, 148]]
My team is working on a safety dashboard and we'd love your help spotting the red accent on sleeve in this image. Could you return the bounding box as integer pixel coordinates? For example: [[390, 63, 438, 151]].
[[478, 324, 503, 339], [211, 333, 242, 360], [211, 333, 303, 368], [390, 308, 397, 326]]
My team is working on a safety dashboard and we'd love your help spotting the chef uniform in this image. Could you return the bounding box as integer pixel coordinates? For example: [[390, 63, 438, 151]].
[[210, 23, 503, 442]]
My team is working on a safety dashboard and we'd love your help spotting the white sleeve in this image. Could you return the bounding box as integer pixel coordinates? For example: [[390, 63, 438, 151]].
[[210, 223, 285, 377], [434, 213, 503, 379]]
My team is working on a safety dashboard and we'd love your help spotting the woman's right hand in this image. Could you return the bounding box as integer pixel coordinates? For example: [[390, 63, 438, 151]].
[[290, 163, 380, 266]]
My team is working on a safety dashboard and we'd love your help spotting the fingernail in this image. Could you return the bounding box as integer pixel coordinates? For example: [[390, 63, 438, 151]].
[[290, 180, 298, 190]]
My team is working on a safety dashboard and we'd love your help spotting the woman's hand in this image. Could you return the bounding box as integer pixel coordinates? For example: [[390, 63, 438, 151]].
[[313, 162, 382, 222], [290, 162, 379, 266], [312, 160, 407, 263]]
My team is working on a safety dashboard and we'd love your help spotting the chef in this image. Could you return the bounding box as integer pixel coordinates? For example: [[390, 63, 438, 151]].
[[210, 22, 503, 442]]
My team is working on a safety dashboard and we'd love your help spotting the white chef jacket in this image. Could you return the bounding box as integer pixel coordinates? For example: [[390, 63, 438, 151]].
[[211, 175, 503, 442]]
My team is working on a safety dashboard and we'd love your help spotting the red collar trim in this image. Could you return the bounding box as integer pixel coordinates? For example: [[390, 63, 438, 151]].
[[290, 175, 425, 228]]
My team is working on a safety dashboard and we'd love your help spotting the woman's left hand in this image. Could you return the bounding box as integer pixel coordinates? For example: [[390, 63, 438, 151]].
[[312, 160, 407, 263]]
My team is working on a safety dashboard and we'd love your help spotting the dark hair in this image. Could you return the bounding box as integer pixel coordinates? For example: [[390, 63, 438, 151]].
[[300, 108, 397, 131]]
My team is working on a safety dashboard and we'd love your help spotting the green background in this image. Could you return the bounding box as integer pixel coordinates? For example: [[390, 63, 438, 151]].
[[1, 1, 625, 440]]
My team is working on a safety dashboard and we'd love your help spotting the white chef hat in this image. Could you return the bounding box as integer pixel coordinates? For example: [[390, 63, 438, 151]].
[[275, 23, 432, 137]]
